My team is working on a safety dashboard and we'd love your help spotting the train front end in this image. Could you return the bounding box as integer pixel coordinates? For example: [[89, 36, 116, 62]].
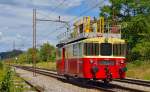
[[82, 38, 127, 83]]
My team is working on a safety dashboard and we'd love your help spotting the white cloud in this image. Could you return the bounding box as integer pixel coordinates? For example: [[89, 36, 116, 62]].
[[13, 0, 83, 9], [0, 2, 76, 51], [0, 32, 3, 40], [0, 0, 105, 52]]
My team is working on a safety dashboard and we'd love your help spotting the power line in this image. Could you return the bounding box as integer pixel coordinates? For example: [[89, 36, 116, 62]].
[[36, 0, 67, 20], [35, 0, 104, 41], [49, 2, 103, 36], [52, 0, 67, 12], [69, 3, 101, 23]]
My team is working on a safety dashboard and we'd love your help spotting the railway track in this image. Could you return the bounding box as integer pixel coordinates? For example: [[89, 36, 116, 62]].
[[114, 78, 150, 87], [13, 65, 149, 92]]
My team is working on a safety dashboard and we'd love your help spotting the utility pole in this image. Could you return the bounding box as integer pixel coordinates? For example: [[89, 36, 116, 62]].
[[32, 9, 70, 77], [32, 8, 37, 76]]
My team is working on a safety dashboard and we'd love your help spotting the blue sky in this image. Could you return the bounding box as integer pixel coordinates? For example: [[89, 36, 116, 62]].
[[0, 0, 109, 52]]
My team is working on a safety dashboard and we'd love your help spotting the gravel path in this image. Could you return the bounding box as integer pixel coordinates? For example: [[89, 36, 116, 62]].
[[15, 68, 103, 92]]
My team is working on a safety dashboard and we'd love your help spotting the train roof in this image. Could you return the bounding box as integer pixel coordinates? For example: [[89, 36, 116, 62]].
[[82, 37, 125, 43], [56, 16, 125, 48], [56, 37, 125, 48]]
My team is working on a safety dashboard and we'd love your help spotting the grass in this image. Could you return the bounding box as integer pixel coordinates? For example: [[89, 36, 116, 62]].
[[127, 60, 150, 80], [36, 61, 56, 71], [11, 74, 36, 92], [0, 61, 4, 81], [0, 68, 12, 92], [21, 61, 56, 71], [0, 62, 36, 92]]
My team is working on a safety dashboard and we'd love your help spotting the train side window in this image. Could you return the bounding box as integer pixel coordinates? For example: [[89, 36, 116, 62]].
[[84, 43, 91, 56], [93, 43, 99, 56], [115, 44, 121, 56], [116, 44, 119, 56], [73, 44, 78, 56], [84, 43, 87, 55], [89, 43, 93, 55], [113, 44, 126, 56], [87, 43, 90, 56], [113, 44, 117, 56], [79, 43, 82, 56], [70, 45, 73, 57], [84, 43, 99, 56], [118, 44, 121, 56], [93, 43, 95, 55], [121, 44, 126, 56], [57, 48, 62, 60]]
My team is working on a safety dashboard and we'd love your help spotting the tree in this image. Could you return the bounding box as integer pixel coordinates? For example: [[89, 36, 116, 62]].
[[17, 53, 27, 64], [100, 0, 150, 61], [39, 43, 56, 62], [26, 48, 39, 64]]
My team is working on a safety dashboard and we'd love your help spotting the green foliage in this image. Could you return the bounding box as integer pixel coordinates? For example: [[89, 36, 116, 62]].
[[17, 53, 27, 64], [26, 48, 40, 64], [39, 43, 56, 62], [0, 68, 12, 92], [127, 60, 150, 80], [15, 43, 56, 65], [132, 41, 150, 60], [100, 0, 150, 62], [0, 61, 3, 70]]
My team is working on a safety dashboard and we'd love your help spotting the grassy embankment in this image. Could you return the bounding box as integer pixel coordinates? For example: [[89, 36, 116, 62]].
[[0, 62, 4, 81], [23, 61, 56, 71], [127, 60, 150, 80], [36, 62, 56, 70], [0, 61, 36, 92]]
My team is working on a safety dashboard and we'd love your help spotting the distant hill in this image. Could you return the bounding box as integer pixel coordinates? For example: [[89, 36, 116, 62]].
[[0, 50, 23, 60]]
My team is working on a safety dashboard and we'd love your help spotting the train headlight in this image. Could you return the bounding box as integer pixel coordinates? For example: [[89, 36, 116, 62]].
[[120, 60, 124, 64], [90, 59, 94, 64]]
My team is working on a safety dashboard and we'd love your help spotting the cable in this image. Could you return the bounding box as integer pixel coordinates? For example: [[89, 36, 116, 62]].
[[38, 0, 104, 41], [49, 2, 102, 36], [36, 0, 67, 20], [52, 0, 67, 12]]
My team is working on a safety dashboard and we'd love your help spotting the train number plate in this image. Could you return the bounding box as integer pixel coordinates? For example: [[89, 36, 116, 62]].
[[99, 60, 115, 65]]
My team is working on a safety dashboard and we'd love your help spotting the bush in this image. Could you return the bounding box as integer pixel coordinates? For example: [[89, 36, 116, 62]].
[[0, 61, 3, 69], [0, 68, 12, 92], [131, 60, 142, 67]]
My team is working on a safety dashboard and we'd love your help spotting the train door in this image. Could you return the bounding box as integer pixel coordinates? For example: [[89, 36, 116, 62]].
[[64, 47, 69, 75], [61, 48, 65, 74]]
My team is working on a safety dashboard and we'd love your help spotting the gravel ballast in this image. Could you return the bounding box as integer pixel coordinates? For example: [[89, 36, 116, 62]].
[[15, 68, 102, 92]]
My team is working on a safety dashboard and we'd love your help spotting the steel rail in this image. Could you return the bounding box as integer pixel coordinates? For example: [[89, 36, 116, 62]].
[[114, 78, 150, 87]]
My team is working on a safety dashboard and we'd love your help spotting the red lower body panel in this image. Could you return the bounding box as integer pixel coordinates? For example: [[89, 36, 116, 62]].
[[56, 57, 126, 80]]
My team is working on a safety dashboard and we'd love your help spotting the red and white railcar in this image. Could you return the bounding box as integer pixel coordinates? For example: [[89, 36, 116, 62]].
[[56, 17, 127, 83]]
